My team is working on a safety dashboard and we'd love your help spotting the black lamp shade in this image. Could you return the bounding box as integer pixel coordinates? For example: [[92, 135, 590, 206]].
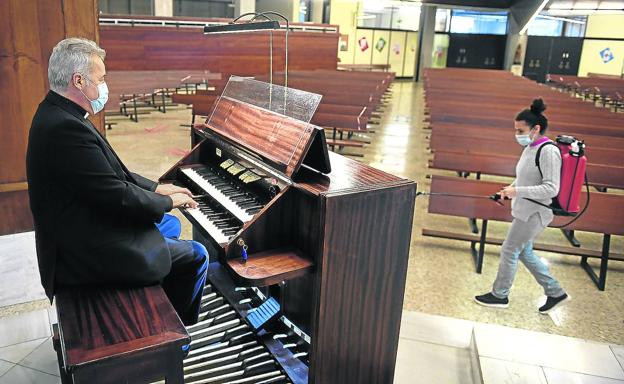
[[203, 21, 280, 34]]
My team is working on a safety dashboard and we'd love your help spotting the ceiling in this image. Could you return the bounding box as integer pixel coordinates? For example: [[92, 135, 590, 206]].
[[422, 0, 521, 8], [547, 0, 624, 9], [545, 0, 624, 14], [423, 0, 624, 11]]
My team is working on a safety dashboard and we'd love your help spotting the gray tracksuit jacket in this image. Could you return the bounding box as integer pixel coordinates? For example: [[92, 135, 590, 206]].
[[511, 139, 562, 227]]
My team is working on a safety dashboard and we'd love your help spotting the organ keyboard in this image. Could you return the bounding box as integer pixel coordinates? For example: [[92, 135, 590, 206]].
[[160, 78, 416, 383]]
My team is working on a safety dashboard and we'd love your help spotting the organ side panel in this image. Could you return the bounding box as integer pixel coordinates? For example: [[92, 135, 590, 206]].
[[311, 183, 416, 384]]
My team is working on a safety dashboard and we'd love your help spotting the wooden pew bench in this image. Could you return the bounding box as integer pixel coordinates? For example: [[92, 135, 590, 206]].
[[429, 150, 624, 191], [53, 285, 189, 384], [422, 175, 624, 290]]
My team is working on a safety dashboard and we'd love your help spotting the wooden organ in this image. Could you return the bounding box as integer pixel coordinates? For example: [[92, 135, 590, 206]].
[[159, 78, 416, 384]]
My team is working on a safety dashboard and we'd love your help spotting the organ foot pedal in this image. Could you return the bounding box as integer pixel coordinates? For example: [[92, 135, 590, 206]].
[[152, 264, 310, 384]]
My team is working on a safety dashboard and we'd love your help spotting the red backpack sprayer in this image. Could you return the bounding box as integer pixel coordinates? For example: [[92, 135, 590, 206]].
[[417, 135, 590, 227]]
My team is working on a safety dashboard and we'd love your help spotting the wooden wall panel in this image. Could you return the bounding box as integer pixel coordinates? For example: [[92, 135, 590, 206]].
[[0, 0, 101, 235], [0, 191, 34, 236], [100, 24, 339, 76]]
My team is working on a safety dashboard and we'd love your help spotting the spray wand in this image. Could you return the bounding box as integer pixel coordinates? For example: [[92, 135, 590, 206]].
[[415, 191, 508, 206]]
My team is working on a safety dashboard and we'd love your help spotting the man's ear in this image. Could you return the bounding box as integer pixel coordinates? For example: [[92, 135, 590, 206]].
[[73, 73, 84, 90]]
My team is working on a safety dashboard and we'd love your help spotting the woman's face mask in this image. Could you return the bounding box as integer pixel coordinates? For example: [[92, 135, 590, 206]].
[[79, 74, 109, 115], [515, 123, 536, 147], [515, 133, 533, 146]]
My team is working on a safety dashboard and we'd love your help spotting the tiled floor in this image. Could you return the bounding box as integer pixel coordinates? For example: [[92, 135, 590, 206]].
[[0, 304, 621, 384], [0, 310, 59, 384], [0, 232, 46, 309], [2, 79, 623, 382], [393, 311, 624, 384]]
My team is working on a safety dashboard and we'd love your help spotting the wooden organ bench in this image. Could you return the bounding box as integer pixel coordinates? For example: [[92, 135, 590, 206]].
[[52, 285, 190, 384]]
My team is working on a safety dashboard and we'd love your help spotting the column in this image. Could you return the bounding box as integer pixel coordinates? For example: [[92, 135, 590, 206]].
[[415, 4, 436, 81], [234, 0, 255, 17], [154, 0, 173, 17]]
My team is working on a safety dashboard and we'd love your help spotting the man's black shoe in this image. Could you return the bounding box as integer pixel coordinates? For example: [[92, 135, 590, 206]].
[[474, 293, 509, 308], [539, 293, 570, 314]]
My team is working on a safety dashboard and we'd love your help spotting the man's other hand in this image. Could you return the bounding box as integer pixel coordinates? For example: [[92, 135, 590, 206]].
[[156, 183, 192, 197], [170, 193, 198, 209]]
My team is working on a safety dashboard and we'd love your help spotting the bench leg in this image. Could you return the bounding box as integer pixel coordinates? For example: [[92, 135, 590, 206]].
[[132, 96, 139, 122], [580, 234, 610, 291], [561, 229, 581, 247], [52, 324, 74, 384], [468, 218, 479, 234], [471, 220, 488, 274], [455, 172, 479, 234], [164, 349, 185, 384]]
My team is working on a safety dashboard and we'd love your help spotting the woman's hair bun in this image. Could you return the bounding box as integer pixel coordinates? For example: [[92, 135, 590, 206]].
[[530, 98, 546, 115]]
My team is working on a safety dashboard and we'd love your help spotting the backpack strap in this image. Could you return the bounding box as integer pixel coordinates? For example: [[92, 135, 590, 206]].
[[535, 141, 557, 178]]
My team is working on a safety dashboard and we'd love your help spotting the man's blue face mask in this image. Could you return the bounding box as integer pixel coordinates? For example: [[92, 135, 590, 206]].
[[79, 74, 108, 114]]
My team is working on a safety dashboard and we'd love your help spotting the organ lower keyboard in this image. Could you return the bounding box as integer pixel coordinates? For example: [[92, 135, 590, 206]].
[[160, 78, 416, 383], [177, 160, 280, 246]]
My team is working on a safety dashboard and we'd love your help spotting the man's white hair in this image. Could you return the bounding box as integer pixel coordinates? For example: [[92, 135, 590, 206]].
[[48, 38, 106, 93]]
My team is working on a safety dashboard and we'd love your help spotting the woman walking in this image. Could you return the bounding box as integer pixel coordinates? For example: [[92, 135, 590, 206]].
[[474, 98, 570, 314]]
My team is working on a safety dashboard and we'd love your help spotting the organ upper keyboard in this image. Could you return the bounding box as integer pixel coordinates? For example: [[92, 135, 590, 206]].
[[160, 77, 416, 384]]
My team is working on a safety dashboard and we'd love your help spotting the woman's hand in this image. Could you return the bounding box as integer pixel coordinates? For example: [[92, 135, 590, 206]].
[[500, 185, 517, 199]]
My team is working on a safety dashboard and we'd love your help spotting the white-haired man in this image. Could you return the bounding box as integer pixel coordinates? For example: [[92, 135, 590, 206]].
[[26, 37, 208, 325]]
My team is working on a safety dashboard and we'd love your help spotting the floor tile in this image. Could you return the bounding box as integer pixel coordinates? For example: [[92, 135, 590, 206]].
[[0, 310, 50, 348], [394, 338, 474, 384], [0, 231, 46, 308], [479, 357, 547, 384], [611, 345, 624, 371], [543, 367, 624, 384], [47, 302, 57, 327], [474, 323, 624, 380], [0, 338, 47, 364], [19, 338, 59, 376], [400, 310, 475, 348], [0, 360, 14, 377], [0, 365, 60, 384]]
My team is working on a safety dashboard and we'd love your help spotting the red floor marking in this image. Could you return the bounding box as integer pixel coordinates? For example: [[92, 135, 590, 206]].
[[144, 124, 168, 133], [168, 148, 189, 157]]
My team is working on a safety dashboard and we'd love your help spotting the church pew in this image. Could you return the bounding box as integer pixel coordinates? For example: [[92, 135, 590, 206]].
[[426, 123, 624, 151], [428, 134, 624, 168], [422, 175, 624, 290], [429, 150, 624, 190]]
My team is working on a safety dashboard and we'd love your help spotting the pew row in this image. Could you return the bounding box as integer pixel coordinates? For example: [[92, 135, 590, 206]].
[[422, 175, 624, 290]]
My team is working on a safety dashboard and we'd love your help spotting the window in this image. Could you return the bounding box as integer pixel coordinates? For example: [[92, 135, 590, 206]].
[[357, 3, 393, 29], [449, 10, 508, 35], [99, 0, 154, 15], [173, 0, 234, 18], [390, 3, 420, 31], [526, 15, 586, 37], [435, 8, 450, 33], [527, 17, 564, 36], [299, 0, 311, 22], [563, 17, 586, 37], [357, 2, 420, 31]]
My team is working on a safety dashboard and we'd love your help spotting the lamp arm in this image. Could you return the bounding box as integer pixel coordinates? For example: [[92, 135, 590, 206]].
[[251, 12, 289, 89], [231, 12, 261, 23]]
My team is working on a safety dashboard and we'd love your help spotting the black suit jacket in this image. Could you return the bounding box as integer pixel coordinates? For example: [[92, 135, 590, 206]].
[[26, 91, 173, 300]]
